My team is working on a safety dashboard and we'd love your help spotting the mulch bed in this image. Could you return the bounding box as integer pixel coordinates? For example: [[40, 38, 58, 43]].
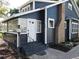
[[49, 44, 71, 52], [49, 42, 78, 52]]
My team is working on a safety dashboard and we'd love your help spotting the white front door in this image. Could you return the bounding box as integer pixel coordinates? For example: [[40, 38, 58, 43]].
[[27, 19, 36, 42]]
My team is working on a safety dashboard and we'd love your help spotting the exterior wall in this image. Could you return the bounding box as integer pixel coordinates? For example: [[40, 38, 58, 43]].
[[47, 6, 58, 44], [65, 1, 79, 40], [19, 10, 45, 44], [35, 1, 53, 9], [65, 1, 78, 19], [20, 34, 27, 47]]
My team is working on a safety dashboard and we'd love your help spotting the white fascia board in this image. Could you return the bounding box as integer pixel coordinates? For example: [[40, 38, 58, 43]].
[[66, 18, 79, 22], [2, 8, 45, 23], [35, 0, 58, 3], [45, 0, 68, 9]]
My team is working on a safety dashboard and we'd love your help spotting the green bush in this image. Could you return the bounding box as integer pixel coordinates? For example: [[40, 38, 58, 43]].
[[0, 33, 3, 38]]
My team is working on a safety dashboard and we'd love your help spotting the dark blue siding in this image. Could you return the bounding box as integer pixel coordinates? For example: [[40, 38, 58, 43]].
[[20, 34, 27, 47], [35, 1, 53, 9], [47, 6, 58, 43], [20, 10, 45, 43], [65, 1, 78, 19]]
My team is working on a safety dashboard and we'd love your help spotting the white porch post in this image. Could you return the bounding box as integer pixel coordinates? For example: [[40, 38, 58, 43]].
[[17, 25, 21, 48], [69, 20, 72, 40], [45, 8, 48, 44]]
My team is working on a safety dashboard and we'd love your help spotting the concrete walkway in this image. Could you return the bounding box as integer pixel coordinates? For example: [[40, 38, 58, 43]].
[[29, 45, 79, 59], [0, 38, 79, 59]]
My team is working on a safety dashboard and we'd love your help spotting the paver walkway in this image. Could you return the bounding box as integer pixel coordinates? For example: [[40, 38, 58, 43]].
[[29, 45, 79, 59], [0, 38, 79, 59]]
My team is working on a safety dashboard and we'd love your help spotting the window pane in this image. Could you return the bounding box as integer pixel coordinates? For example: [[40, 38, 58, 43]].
[[37, 20, 41, 33], [8, 19, 18, 32]]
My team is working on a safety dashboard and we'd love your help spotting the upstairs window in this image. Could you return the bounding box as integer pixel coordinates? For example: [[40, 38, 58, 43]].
[[48, 18, 55, 28], [68, 3, 72, 10], [64, 21, 67, 29], [21, 5, 31, 12]]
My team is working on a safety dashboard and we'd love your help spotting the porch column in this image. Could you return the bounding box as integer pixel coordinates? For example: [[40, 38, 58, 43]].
[[55, 4, 65, 44], [69, 20, 72, 40]]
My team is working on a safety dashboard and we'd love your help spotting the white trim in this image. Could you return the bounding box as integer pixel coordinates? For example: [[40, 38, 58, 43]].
[[45, 8, 47, 44], [71, 22, 78, 34], [33, 0, 35, 10], [48, 18, 55, 28], [69, 20, 72, 40], [45, 0, 68, 9], [2, 0, 68, 23], [17, 33, 20, 48], [36, 20, 42, 33], [72, 22, 78, 25], [66, 18, 79, 21], [68, 3, 72, 10], [64, 21, 67, 29], [72, 32, 78, 34], [35, 0, 58, 3], [2, 8, 44, 22]]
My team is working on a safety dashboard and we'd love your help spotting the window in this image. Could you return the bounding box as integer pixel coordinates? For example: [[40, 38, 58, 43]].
[[8, 19, 18, 32], [72, 22, 78, 34], [21, 5, 31, 12], [2, 22, 7, 32], [68, 3, 72, 10], [64, 21, 67, 29], [37, 20, 41, 33], [48, 18, 55, 28], [18, 18, 27, 34]]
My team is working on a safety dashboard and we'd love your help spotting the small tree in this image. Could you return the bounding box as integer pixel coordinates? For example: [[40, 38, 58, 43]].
[[9, 8, 19, 16], [0, 0, 9, 17], [77, 0, 79, 7], [0, 6, 8, 17]]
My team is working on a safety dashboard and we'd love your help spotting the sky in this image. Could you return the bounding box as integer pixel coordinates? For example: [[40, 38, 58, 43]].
[[6, 0, 29, 9], [0, 0, 29, 22]]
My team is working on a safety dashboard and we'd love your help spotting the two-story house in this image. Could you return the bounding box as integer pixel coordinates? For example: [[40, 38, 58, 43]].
[[1, 0, 79, 55]]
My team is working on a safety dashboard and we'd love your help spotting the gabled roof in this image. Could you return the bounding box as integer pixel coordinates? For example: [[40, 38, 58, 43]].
[[2, 0, 68, 23], [70, 0, 79, 18], [19, 0, 58, 10]]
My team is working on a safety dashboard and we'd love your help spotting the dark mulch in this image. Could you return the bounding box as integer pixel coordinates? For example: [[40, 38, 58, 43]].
[[49, 44, 71, 52], [49, 42, 78, 52]]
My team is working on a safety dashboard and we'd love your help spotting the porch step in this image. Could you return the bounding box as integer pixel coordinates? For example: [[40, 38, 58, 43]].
[[20, 42, 47, 56]]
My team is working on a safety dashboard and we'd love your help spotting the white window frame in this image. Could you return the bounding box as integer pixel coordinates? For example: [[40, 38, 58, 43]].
[[64, 21, 67, 29], [72, 22, 78, 34], [48, 18, 55, 28], [36, 20, 42, 33], [68, 3, 72, 10]]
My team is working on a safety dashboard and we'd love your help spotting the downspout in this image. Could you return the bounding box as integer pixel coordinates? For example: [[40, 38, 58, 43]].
[[45, 8, 48, 44]]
